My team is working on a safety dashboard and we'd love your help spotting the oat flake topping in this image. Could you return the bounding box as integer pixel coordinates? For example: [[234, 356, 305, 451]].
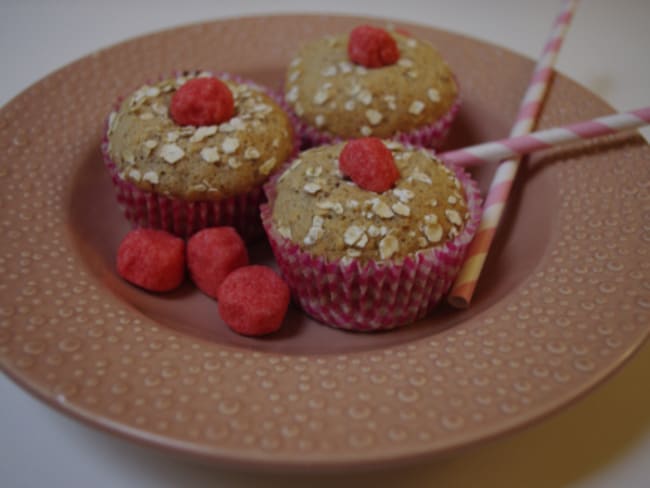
[[107, 71, 294, 199], [271, 142, 470, 262]]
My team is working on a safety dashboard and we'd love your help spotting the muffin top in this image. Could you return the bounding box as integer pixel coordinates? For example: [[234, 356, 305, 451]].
[[107, 71, 294, 201], [284, 29, 458, 139], [270, 141, 471, 262]]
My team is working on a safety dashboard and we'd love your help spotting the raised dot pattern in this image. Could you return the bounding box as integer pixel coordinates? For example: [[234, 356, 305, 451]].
[[0, 16, 649, 466]]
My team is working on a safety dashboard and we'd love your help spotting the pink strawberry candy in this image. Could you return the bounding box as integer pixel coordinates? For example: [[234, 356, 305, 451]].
[[339, 137, 400, 193], [348, 25, 399, 68], [170, 77, 234, 126], [117, 229, 185, 292], [187, 227, 248, 299], [217, 265, 290, 336]]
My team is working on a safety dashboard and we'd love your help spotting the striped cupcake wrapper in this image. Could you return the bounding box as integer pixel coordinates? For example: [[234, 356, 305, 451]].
[[294, 95, 461, 150]]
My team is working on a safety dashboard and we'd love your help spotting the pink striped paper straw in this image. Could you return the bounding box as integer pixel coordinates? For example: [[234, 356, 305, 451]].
[[441, 107, 650, 167], [446, 106, 649, 308], [448, 0, 579, 308]]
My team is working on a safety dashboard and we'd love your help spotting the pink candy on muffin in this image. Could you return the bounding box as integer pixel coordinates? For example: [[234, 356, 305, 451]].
[[170, 76, 235, 126], [348, 25, 400, 68], [339, 137, 399, 192]]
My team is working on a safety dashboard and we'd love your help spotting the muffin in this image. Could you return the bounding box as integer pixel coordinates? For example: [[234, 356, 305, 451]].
[[102, 70, 298, 239], [260, 139, 481, 331], [284, 25, 460, 149]]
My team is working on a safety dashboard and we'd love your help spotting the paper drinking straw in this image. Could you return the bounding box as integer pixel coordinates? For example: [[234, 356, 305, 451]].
[[447, 0, 580, 309], [445, 106, 650, 308], [440, 107, 650, 167]]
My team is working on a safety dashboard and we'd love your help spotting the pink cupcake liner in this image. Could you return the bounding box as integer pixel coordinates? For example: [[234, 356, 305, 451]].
[[102, 150, 266, 240], [295, 95, 461, 150], [102, 71, 300, 240], [260, 149, 482, 332]]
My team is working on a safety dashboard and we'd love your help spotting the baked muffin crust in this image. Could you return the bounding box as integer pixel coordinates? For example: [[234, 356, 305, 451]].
[[107, 71, 294, 201], [284, 31, 458, 139], [271, 141, 470, 262]]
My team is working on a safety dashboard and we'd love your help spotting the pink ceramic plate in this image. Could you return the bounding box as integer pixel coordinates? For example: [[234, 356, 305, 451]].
[[0, 14, 648, 472]]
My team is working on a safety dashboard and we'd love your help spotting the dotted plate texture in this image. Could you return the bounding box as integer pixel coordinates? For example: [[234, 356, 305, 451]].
[[0, 15, 648, 472]]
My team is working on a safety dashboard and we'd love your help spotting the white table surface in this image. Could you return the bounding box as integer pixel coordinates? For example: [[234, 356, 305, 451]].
[[1, 1, 649, 487]]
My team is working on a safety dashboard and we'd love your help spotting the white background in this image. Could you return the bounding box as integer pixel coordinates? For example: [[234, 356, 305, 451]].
[[1, 1, 649, 487]]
